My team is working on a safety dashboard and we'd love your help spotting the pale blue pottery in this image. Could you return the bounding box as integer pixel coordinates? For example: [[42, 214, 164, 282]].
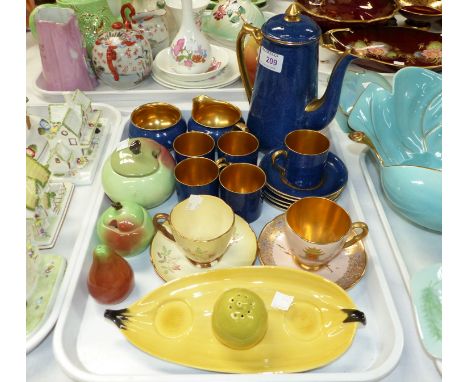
[[349, 67, 442, 232], [336, 69, 391, 133]]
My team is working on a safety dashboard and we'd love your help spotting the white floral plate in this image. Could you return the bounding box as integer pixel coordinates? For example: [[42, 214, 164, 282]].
[[153, 44, 229, 82], [151, 48, 240, 89], [411, 263, 442, 360], [150, 214, 257, 282]]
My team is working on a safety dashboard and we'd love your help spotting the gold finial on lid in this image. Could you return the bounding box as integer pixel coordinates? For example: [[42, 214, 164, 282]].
[[284, 3, 303, 22]]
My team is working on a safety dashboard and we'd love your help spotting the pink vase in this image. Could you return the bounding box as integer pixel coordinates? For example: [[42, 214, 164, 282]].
[[35, 7, 98, 91]]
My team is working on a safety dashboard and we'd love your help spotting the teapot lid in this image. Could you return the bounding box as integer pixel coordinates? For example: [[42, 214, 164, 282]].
[[262, 3, 321, 45], [111, 138, 160, 177]]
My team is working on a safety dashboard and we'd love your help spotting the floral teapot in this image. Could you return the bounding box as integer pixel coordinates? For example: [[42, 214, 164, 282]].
[[101, 138, 176, 208], [236, 2, 358, 151], [121, 1, 169, 58]]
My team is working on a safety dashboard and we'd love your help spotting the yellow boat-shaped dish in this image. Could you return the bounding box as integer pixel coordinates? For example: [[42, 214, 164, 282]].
[[104, 266, 365, 373]]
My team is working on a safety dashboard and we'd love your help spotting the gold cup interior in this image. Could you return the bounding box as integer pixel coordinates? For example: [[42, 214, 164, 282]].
[[219, 164, 266, 194], [193, 102, 241, 128], [286, 197, 351, 243], [173, 132, 215, 157], [218, 131, 259, 156], [131, 103, 181, 131], [174, 157, 218, 187], [285, 130, 330, 155]]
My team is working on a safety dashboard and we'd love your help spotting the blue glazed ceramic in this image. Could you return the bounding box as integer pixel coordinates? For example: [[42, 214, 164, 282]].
[[217, 131, 259, 165], [173, 157, 224, 201], [259, 149, 348, 200], [175, 179, 219, 202], [348, 67, 442, 232], [128, 103, 187, 150], [237, 4, 356, 151], [219, 164, 265, 223], [271, 130, 329, 189], [188, 95, 247, 143], [336, 70, 391, 133]]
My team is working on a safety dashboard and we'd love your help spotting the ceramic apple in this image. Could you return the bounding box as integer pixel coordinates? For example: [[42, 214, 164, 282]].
[[97, 201, 155, 257], [102, 138, 176, 209]]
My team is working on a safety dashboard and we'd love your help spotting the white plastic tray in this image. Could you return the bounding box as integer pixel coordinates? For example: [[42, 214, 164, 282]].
[[53, 105, 403, 381], [26, 103, 122, 353]]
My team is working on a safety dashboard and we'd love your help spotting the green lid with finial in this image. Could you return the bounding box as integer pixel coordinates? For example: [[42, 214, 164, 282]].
[[110, 138, 160, 177]]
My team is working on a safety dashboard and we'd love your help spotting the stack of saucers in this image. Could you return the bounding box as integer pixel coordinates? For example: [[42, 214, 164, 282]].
[[151, 44, 240, 89], [258, 149, 348, 210]]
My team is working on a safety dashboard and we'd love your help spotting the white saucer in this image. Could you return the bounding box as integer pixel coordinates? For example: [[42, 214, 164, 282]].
[[153, 44, 229, 82], [150, 214, 257, 282], [151, 48, 240, 89]]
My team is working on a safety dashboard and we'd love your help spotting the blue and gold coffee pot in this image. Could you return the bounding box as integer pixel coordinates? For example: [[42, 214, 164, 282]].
[[237, 2, 356, 151]]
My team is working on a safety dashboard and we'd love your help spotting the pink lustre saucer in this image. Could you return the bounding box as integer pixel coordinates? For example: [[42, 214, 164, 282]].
[[258, 214, 367, 290]]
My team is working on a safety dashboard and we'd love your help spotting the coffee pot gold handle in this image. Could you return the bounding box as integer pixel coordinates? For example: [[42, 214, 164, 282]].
[[236, 23, 264, 103]]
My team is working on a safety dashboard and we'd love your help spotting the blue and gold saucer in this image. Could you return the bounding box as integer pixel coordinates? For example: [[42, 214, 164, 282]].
[[259, 149, 348, 201]]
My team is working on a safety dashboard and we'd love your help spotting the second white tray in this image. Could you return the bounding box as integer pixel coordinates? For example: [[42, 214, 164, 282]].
[[53, 105, 403, 381]]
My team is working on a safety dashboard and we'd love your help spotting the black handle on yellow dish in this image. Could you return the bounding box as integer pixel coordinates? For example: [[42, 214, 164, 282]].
[[341, 309, 366, 325], [104, 308, 130, 330]]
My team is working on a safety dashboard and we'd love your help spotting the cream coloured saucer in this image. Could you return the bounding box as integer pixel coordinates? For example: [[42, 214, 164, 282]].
[[258, 214, 367, 290], [150, 214, 257, 282]]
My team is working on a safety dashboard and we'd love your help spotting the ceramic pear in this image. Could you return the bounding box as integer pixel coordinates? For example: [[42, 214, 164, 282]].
[[87, 244, 134, 304], [101, 138, 176, 208]]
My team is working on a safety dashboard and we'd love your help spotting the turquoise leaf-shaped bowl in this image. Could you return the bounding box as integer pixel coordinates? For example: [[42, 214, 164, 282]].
[[348, 67, 441, 232], [336, 69, 392, 133]]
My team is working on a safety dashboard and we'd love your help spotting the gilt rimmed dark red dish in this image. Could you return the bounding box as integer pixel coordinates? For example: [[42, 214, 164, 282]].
[[399, 1, 442, 27], [320, 26, 442, 72], [297, 0, 400, 31]]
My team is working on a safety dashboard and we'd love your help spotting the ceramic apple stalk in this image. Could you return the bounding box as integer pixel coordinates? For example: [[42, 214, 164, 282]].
[[96, 201, 155, 257], [87, 244, 135, 304], [170, 0, 212, 74]]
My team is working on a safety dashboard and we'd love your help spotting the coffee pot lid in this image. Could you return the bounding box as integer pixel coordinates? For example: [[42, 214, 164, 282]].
[[111, 138, 159, 177], [262, 3, 321, 44]]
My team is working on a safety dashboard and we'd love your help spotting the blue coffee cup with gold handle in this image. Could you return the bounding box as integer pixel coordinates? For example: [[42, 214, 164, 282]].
[[129, 103, 187, 150], [271, 130, 330, 189], [174, 157, 228, 202], [217, 130, 259, 165]]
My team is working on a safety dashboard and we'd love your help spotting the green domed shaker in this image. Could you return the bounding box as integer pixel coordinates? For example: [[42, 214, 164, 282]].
[[96, 201, 155, 257], [102, 138, 176, 209]]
